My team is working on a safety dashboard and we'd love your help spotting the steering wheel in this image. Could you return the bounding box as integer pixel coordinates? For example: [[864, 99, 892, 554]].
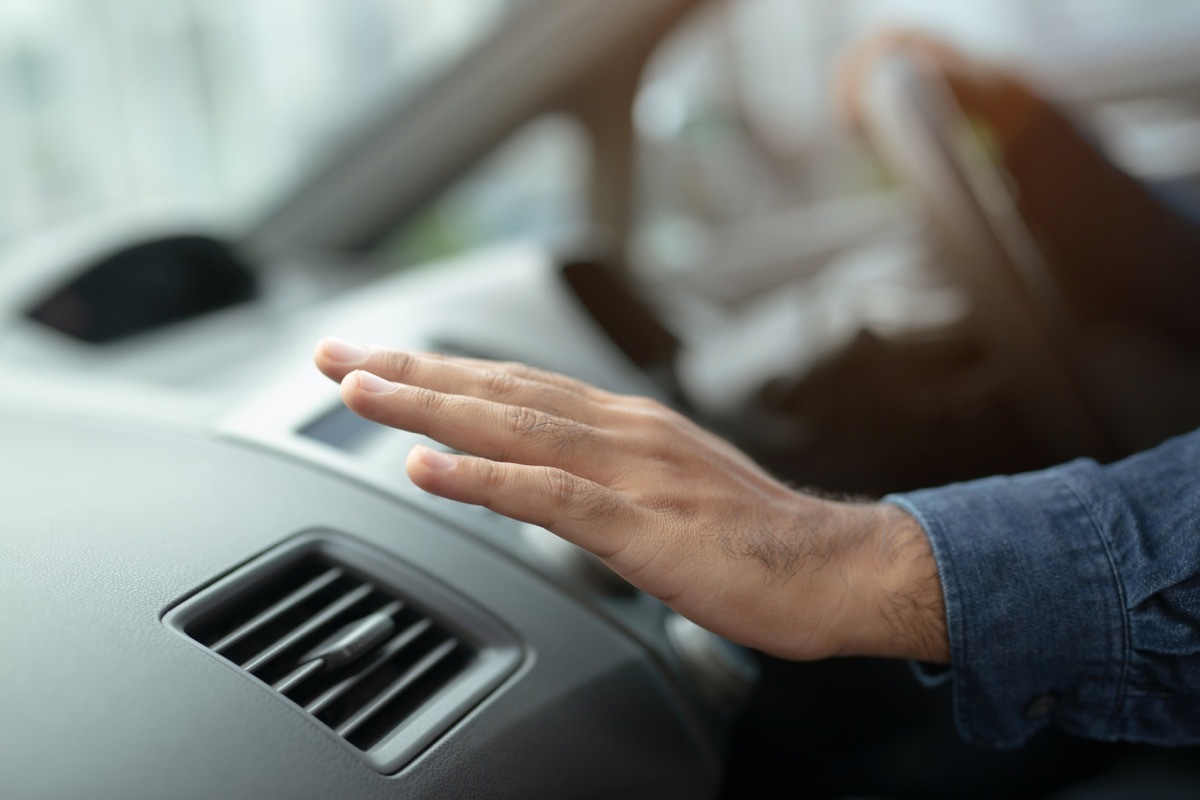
[[858, 53, 1112, 460]]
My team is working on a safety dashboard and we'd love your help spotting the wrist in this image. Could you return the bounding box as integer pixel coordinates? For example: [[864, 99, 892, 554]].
[[835, 503, 949, 663]]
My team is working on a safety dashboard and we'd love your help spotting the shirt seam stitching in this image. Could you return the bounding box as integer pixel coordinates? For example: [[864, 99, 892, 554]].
[[1056, 470, 1131, 740]]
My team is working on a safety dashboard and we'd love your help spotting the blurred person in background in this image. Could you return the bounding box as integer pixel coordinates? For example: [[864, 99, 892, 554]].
[[836, 29, 1200, 354]]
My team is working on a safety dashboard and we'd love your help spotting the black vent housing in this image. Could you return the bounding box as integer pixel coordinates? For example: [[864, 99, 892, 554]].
[[165, 533, 523, 773]]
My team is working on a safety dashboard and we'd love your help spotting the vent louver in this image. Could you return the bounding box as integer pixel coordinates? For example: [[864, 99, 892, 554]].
[[165, 534, 522, 773]]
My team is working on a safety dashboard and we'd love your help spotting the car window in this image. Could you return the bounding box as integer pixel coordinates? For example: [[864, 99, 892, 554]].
[[0, 0, 521, 250], [378, 114, 590, 269]]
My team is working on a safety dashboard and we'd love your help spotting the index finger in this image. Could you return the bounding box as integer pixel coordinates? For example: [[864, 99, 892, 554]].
[[314, 339, 615, 410]]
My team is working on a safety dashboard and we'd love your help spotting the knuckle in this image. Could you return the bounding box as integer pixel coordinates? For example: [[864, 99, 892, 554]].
[[382, 350, 416, 378], [475, 459, 507, 490], [504, 361, 586, 394], [543, 468, 579, 506], [542, 469, 620, 523], [580, 486, 623, 524], [504, 404, 594, 460], [482, 369, 521, 399], [620, 408, 685, 455], [559, 421, 596, 455], [410, 385, 443, 415], [495, 360, 534, 380], [504, 404, 543, 435], [526, 366, 563, 386]]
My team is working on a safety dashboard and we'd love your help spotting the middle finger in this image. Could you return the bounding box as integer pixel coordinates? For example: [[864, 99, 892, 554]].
[[340, 370, 612, 475]]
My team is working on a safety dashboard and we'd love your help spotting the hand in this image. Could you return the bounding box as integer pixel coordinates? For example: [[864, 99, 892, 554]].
[[834, 27, 1043, 149], [314, 338, 948, 663]]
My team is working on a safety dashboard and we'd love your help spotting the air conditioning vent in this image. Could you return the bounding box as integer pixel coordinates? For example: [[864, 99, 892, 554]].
[[165, 534, 523, 773]]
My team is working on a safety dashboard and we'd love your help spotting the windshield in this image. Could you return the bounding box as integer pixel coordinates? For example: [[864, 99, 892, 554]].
[[0, 0, 516, 247]]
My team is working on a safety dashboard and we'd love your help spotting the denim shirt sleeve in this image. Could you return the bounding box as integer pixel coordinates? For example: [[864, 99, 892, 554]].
[[884, 428, 1200, 749]]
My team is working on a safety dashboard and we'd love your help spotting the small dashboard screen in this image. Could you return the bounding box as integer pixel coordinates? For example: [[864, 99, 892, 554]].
[[298, 404, 385, 452], [26, 235, 256, 343]]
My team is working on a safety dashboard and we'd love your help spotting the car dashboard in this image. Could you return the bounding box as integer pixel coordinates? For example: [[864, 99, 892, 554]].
[[0, 230, 750, 799]]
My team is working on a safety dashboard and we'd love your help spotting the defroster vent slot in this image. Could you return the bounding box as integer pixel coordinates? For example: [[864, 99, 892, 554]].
[[164, 533, 523, 773]]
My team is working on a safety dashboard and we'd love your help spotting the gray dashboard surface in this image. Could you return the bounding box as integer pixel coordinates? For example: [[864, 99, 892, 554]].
[[0, 402, 718, 799]]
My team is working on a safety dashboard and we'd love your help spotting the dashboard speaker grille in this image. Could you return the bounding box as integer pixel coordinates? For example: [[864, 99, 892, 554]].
[[165, 534, 522, 772]]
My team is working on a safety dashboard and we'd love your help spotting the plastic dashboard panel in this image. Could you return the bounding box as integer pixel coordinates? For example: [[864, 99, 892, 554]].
[[0, 399, 720, 799], [0, 245, 731, 798]]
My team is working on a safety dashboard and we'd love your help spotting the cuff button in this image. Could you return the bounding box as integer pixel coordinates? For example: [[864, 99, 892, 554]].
[[1024, 694, 1058, 719]]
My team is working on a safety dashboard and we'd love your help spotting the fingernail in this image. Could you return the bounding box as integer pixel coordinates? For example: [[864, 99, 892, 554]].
[[352, 371, 397, 394], [321, 337, 368, 363], [417, 445, 456, 470]]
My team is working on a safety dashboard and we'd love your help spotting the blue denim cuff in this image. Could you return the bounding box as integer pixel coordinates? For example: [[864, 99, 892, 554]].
[[885, 460, 1127, 749]]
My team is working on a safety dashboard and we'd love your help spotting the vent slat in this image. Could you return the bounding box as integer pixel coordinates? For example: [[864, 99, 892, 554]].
[[334, 639, 459, 739], [272, 659, 326, 694], [302, 617, 433, 714], [166, 540, 521, 774], [241, 583, 375, 673], [209, 566, 345, 654]]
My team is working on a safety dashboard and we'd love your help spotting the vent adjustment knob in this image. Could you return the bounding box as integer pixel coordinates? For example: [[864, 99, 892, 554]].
[[300, 610, 397, 670]]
